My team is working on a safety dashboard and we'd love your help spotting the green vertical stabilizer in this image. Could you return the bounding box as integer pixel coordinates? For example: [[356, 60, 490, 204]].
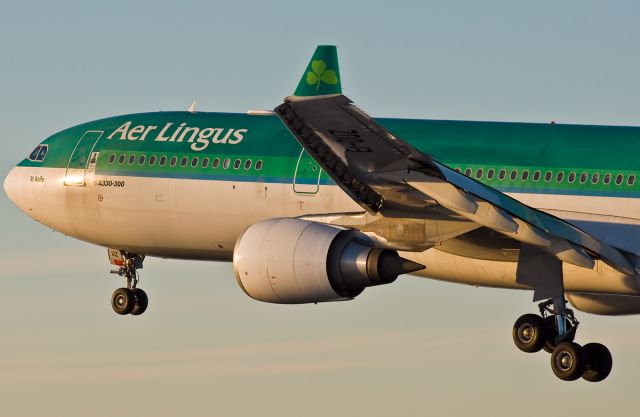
[[293, 45, 342, 97]]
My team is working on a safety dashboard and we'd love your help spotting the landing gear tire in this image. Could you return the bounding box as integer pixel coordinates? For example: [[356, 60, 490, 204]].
[[111, 288, 135, 315], [130, 288, 148, 316], [582, 343, 613, 382], [109, 251, 147, 316], [516, 296, 613, 381], [551, 342, 587, 381], [542, 315, 575, 353], [512, 314, 546, 353]]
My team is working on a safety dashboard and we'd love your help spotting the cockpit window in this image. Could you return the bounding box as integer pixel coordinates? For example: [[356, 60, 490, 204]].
[[28, 144, 48, 162], [29, 146, 40, 160]]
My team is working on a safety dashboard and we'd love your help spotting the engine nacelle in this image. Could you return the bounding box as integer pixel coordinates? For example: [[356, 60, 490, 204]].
[[567, 292, 640, 315], [233, 218, 424, 304]]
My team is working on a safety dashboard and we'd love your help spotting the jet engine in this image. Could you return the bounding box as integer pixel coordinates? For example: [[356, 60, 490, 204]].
[[233, 218, 424, 304]]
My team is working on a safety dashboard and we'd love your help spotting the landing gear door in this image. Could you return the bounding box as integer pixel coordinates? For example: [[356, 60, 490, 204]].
[[108, 248, 125, 266], [293, 148, 322, 194], [64, 130, 103, 186]]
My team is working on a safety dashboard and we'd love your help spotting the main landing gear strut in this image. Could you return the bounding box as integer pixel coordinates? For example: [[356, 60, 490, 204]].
[[108, 250, 148, 316], [512, 296, 612, 382]]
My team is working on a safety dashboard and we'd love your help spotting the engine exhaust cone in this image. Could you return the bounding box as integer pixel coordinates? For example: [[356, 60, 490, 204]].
[[372, 250, 426, 284]]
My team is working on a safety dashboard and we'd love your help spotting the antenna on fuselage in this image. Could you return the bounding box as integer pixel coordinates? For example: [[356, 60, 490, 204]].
[[188, 100, 197, 113]]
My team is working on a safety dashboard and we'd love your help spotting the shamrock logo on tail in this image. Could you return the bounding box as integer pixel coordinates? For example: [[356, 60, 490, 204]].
[[306, 60, 338, 90]]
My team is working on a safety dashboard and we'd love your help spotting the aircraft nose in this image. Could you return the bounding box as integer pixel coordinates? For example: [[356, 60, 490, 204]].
[[4, 167, 21, 207]]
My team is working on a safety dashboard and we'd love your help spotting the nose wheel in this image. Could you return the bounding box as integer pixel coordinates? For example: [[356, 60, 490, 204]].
[[512, 297, 612, 382], [111, 287, 148, 315], [108, 250, 148, 316]]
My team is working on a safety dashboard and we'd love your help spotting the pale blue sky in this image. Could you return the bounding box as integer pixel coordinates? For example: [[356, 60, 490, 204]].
[[2, 1, 640, 416]]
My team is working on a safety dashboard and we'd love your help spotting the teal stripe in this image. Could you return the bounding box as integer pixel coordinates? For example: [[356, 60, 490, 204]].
[[95, 168, 336, 185], [95, 168, 638, 199]]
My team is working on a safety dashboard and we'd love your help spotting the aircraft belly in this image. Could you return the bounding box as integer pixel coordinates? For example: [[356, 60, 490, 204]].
[[403, 248, 640, 296], [91, 178, 350, 254]]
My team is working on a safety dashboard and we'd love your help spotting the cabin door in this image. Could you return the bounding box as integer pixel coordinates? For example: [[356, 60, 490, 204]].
[[64, 131, 103, 186], [293, 148, 322, 194]]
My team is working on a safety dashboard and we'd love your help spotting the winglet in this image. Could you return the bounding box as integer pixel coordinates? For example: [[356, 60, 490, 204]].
[[293, 45, 342, 97]]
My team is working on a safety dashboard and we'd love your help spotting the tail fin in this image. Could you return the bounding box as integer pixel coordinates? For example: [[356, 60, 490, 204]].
[[293, 45, 342, 97]]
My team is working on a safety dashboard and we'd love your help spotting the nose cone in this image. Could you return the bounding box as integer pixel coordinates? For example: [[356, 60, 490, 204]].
[[4, 167, 21, 208]]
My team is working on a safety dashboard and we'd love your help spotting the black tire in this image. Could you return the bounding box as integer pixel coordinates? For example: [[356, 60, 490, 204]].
[[551, 342, 587, 381], [582, 343, 613, 382], [543, 315, 575, 353], [512, 314, 546, 353], [111, 288, 135, 315], [130, 288, 148, 316]]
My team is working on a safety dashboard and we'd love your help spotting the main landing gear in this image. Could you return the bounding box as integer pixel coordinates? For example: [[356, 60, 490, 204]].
[[512, 296, 612, 382], [109, 250, 148, 316]]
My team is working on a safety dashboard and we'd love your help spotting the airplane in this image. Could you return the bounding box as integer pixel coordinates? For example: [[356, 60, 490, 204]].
[[5, 45, 640, 383]]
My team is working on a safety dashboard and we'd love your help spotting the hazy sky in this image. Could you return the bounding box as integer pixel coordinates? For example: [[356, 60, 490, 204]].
[[2, 1, 640, 416]]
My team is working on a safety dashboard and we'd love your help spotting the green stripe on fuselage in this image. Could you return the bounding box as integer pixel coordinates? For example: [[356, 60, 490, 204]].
[[18, 111, 640, 197]]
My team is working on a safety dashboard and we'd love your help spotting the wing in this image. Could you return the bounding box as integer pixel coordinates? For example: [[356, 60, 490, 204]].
[[275, 93, 637, 277]]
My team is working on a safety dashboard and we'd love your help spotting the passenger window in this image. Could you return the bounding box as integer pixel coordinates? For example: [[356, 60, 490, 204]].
[[498, 169, 506, 180], [128, 155, 136, 165], [255, 160, 263, 170], [191, 157, 199, 168], [170, 156, 177, 167], [591, 173, 600, 184], [475, 168, 483, 179], [223, 158, 231, 169], [118, 155, 125, 164], [544, 171, 552, 182], [628, 175, 636, 186], [580, 173, 588, 184], [212, 158, 221, 168], [464, 168, 472, 177], [233, 159, 241, 169], [149, 155, 157, 166], [138, 155, 146, 165], [180, 157, 188, 167], [521, 171, 529, 181], [244, 160, 252, 170], [568, 172, 576, 183], [109, 154, 116, 164], [159, 156, 167, 166], [510, 170, 518, 180], [556, 172, 564, 183], [487, 169, 495, 180], [533, 171, 541, 182], [603, 173, 611, 184], [615, 174, 624, 185], [454, 167, 461, 173], [202, 157, 210, 168]]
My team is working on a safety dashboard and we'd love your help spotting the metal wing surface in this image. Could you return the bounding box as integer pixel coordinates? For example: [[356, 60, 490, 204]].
[[275, 94, 636, 276]]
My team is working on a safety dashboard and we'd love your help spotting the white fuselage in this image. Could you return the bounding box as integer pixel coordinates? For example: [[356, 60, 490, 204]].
[[5, 164, 640, 296]]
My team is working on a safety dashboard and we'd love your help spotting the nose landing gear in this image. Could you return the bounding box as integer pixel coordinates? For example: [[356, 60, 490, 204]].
[[108, 249, 148, 316], [512, 296, 612, 382]]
